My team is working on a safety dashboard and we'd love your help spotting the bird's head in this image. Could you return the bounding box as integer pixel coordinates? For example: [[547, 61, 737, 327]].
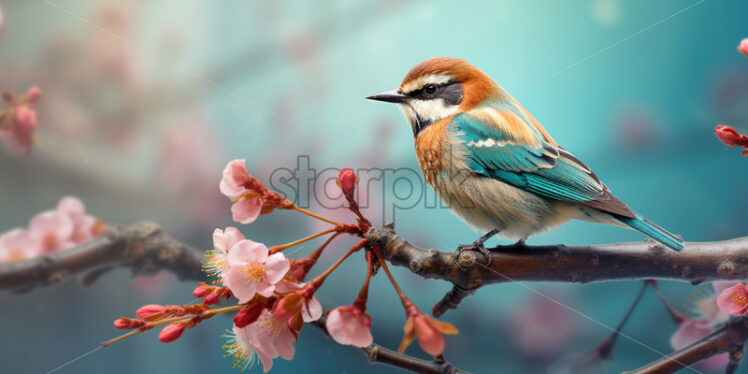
[[367, 57, 505, 136]]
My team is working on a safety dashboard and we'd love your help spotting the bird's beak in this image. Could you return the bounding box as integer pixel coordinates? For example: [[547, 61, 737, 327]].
[[366, 89, 409, 104]]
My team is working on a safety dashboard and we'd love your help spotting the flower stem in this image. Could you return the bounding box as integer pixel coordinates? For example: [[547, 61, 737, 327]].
[[354, 251, 375, 309], [374, 250, 412, 309], [309, 232, 341, 261], [101, 304, 243, 347], [649, 280, 684, 323], [270, 227, 338, 253], [310, 239, 368, 288], [290, 204, 343, 226]]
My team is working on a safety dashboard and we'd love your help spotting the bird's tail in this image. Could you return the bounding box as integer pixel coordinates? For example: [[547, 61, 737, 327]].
[[618, 214, 685, 251]]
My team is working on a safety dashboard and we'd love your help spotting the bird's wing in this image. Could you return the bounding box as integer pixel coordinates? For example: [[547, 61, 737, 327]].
[[451, 106, 635, 218]]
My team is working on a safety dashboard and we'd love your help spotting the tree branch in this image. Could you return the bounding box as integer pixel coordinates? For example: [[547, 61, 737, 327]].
[[0, 222, 204, 293], [2, 221, 747, 374], [365, 223, 748, 316], [0, 222, 466, 374]]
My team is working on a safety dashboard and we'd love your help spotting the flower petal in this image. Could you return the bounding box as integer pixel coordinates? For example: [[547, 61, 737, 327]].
[[263, 253, 290, 284], [231, 197, 262, 224]]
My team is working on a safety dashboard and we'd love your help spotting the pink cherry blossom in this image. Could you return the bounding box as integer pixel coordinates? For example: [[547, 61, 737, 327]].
[[326, 305, 373, 347], [670, 319, 714, 350], [220, 159, 263, 224], [0, 229, 38, 262], [716, 283, 748, 316], [399, 305, 458, 357], [223, 239, 289, 303], [28, 211, 74, 254], [203, 227, 245, 279], [214, 226, 245, 252], [738, 38, 748, 58], [243, 309, 297, 372], [223, 325, 259, 371], [57, 196, 98, 244]]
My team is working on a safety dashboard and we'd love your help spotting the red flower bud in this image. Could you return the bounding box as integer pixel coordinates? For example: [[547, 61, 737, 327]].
[[273, 292, 305, 321], [158, 323, 186, 343], [715, 125, 748, 148], [204, 291, 221, 305], [337, 168, 358, 199], [192, 283, 212, 298], [114, 318, 131, 329], [233, 302, 266, 328], [136, 304, 166, 321]]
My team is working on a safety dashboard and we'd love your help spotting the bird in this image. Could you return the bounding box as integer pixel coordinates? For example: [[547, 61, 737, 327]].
[[366, 57, 684, 257]]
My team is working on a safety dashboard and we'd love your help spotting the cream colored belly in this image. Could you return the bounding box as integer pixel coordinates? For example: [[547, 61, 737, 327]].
[[431, 173, 578, 241]]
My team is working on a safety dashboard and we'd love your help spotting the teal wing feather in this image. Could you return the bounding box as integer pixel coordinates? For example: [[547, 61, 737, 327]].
[[451, 111, 635, 218]]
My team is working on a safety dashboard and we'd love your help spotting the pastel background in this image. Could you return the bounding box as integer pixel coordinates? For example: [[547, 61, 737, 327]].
[[1, 0, 747, 373]]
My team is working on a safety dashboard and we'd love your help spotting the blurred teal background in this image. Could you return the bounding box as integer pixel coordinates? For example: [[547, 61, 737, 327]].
[[1, 0, 747, 373]]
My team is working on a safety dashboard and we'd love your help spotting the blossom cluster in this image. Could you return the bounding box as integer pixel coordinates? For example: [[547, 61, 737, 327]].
[[665, 281, 744, 369], [108, 160, 457, 372], [0, 197, 106, 262], [0, 87, 42, 155]]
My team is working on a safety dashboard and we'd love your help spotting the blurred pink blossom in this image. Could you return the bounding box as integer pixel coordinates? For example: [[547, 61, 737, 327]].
[[507, 292, 580, 358], [0, 229, 38, 262], [716, 283, 748, 316], [57, 196, 100, 244], [738, 38, 748, 58], [0, 197, 104, 262], [28, 211, 74, 254], [0, 87, 42, 155]]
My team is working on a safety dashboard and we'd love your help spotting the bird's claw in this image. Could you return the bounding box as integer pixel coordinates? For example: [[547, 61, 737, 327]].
[[456, 242, 492, 266]]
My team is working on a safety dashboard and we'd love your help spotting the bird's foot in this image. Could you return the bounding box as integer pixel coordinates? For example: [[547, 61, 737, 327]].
[[455, 229, 500, 266], [456, 241, 493, 266]]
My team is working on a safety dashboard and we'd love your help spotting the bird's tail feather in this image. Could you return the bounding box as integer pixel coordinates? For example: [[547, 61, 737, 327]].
[[618, 215, 685, 251]]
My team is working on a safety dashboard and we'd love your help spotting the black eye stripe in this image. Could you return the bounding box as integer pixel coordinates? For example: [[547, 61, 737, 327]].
[[406, 82, 463, 106], [408, 83, 449, 98]]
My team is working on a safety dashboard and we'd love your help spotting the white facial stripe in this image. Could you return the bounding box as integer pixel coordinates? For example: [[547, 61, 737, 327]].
[[408, 99, 460, 123], [399, 105, 417, 125], [401, 73, 452, 94]]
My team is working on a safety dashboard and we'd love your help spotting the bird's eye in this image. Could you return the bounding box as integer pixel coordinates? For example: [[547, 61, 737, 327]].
[[424, 84, 438, 95]]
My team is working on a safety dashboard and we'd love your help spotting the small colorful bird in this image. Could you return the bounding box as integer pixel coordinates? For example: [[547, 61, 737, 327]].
[[367, 57, 684, 255]]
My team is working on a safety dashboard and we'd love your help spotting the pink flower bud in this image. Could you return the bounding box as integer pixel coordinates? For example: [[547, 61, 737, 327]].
[[158, 323, 186, 343], [26, 87, 42, 102], [715, 125, 748, 148], [192, 283, 212, 298], [203, 291, 221, 305], [114, 318, 131, 329], [738, 38, 748, 58], [135, 304, 166, 321], [337, 168, 357, 198], [273, 292, 304, 321]]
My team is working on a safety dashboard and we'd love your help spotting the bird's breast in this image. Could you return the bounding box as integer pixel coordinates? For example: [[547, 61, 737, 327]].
[[414, 117, 454, 186]]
